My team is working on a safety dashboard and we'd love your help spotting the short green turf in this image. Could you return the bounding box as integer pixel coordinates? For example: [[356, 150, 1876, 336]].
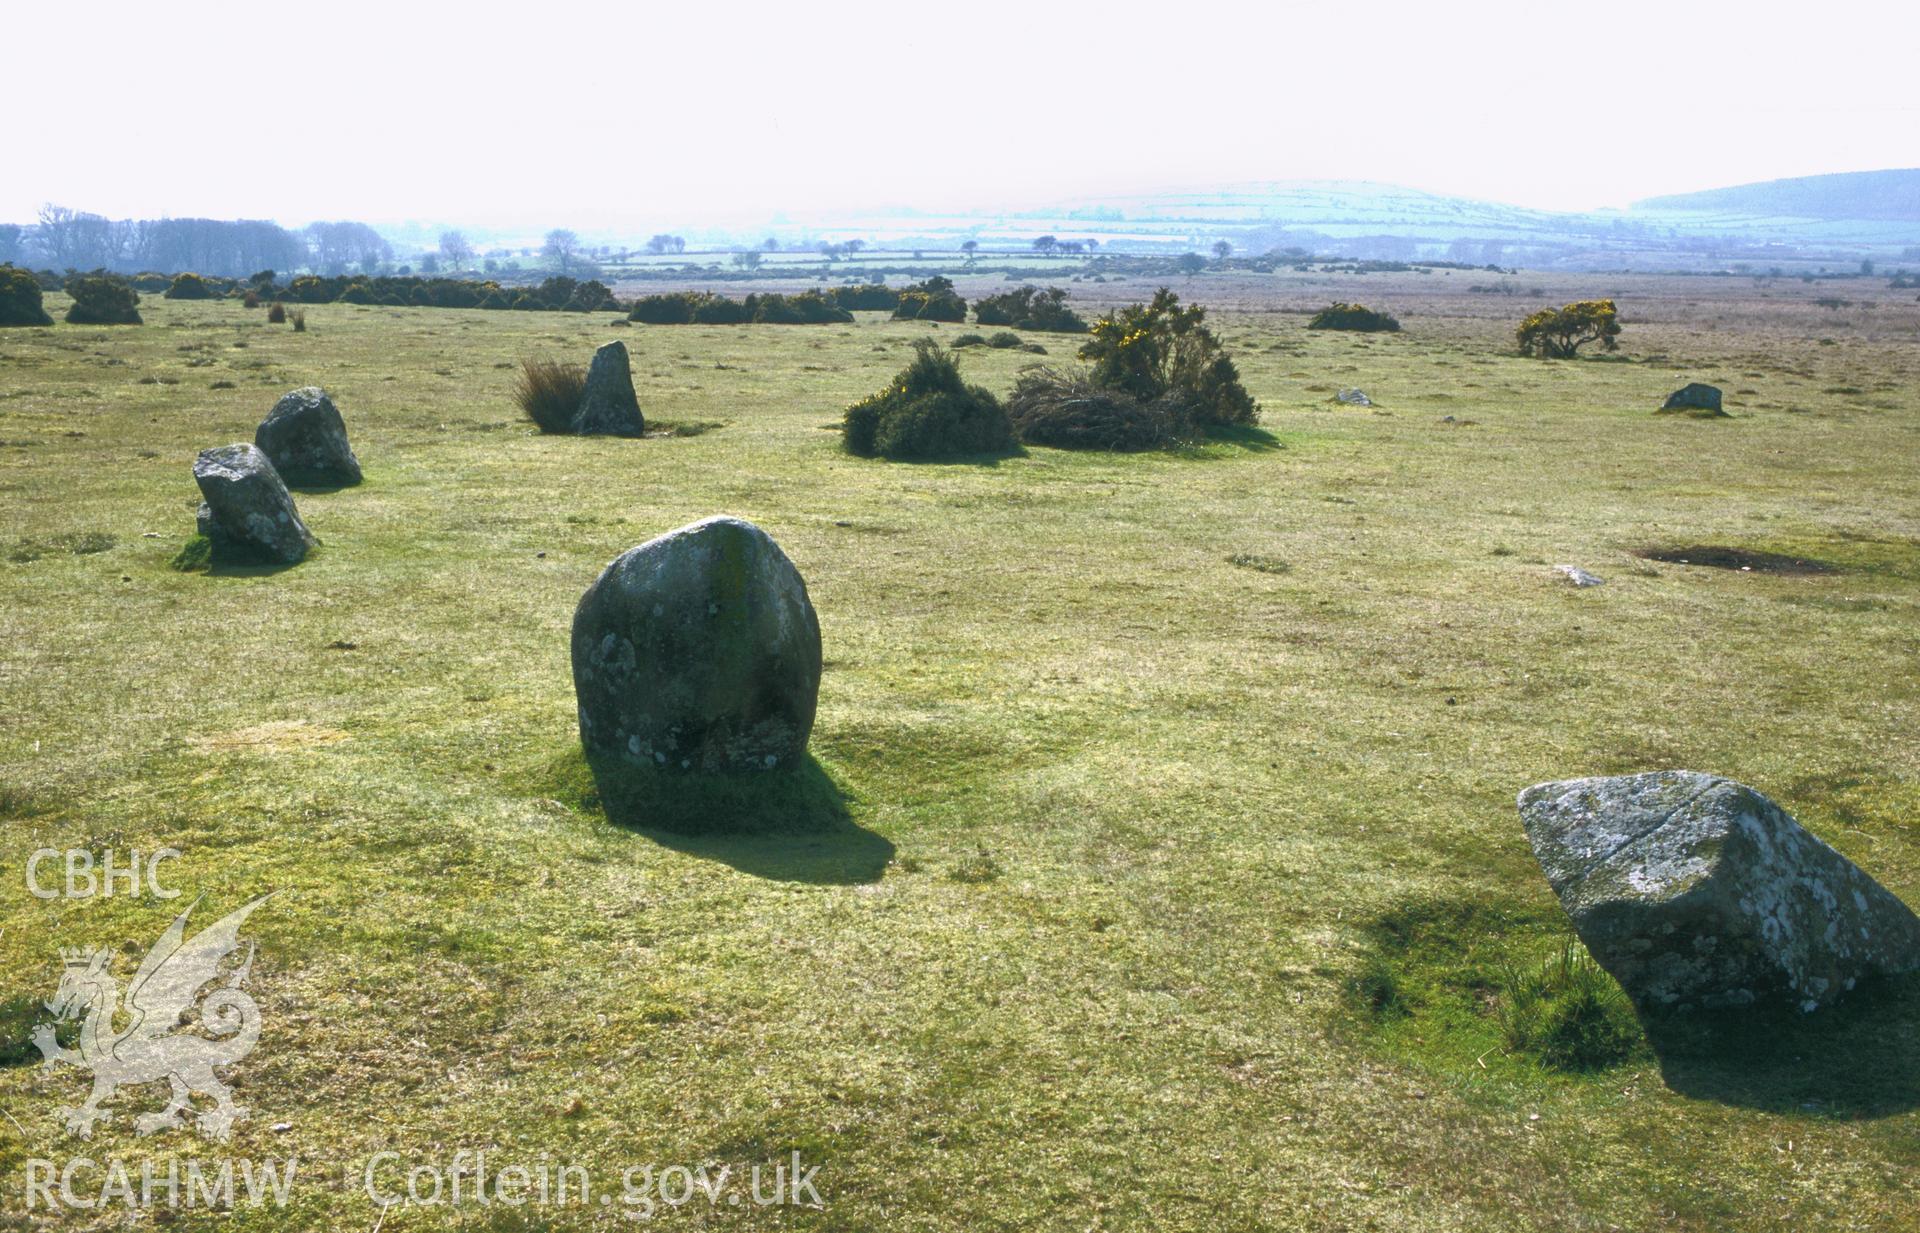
[[2, 274, 1918, 1230]]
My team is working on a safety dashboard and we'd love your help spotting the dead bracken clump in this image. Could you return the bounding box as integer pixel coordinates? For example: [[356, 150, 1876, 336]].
[[1006, 367, 1196, 451], [1635, 545, 1839, 575], [512, 356, 588, 433]]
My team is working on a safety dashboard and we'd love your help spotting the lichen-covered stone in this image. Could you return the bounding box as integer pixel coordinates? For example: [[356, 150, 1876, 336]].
[[571, 340, 644, 436], [1519, 771, 1920, 1011], [571, 516, 820, 772], [192, 443, 316, 564], [1334, 388, 1372, 407], [254, 387, 362, 485]]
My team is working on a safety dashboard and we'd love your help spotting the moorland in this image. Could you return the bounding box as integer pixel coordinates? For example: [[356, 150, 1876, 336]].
[[2, 263, 1918, 1230]]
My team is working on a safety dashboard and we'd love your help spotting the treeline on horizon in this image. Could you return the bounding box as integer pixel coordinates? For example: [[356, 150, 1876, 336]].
[[1, 264, 1110, 332], [0, 209, 397, 279]]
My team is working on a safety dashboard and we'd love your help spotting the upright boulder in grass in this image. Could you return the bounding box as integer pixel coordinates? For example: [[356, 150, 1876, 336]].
[[1659, 383, 1726, 417], [192, 443, 317, 565], [572, 516, 821, 773], [1518, 771, 1920, 1012], [255, 387, 362, 486], [571, 340, 644, 436]]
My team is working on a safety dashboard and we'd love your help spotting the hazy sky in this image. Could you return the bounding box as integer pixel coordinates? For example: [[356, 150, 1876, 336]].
[[9, 0, 1916, 228]]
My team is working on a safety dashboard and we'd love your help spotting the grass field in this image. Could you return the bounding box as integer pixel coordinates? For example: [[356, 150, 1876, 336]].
[[3, 270, 1919, 1230]]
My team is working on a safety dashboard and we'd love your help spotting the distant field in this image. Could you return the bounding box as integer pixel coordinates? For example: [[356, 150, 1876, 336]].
[[2, 270, 1918, 1230]]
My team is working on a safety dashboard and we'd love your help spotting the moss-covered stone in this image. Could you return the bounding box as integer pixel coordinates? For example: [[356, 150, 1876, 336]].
[[571, 516, 821, 780]]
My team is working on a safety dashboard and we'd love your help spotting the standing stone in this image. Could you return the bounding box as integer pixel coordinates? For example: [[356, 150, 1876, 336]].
[[571, 340, 644, 436], [572, 516, 820, 772], [255, 387, 362, 485], [1659, 383, 1726, 416], [192, 444, 316, 564], [1518, 771, 1920, 1012]]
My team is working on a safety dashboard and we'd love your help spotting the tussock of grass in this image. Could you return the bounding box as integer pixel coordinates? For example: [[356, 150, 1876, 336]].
[[1344, 898, 1648, 1076], [167, 534, 213, 572], [1494, 940, 1640, 1071], [511, 355, 585, 432], [1226, 552, 1290, 574], [7, 531, 115, 563], [947, 848, 1003, 884], [0, 996, 77, 1067]]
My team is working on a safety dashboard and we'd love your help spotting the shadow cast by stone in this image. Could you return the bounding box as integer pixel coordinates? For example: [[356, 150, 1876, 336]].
[[567, 748, 892, 885], [169, 534, 309, 577], [1639, 973, 1920, 1118], [206, 555, 305, 578]]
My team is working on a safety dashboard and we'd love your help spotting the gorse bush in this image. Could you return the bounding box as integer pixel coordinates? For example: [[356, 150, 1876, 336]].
[[890, 276, 968, 323], [1079, 288, 1257, 426], [1496, 940, 1640, 1071], [828, 283, 902, 311], [1517, 299, 1621, 358], [0, 265, 53, 327], [627, 291, 853, 325], [748, 291, 853, 324], [1306, 302, 1400, 332], [986, 331, 1024, 349], [628, 291, 703, 324], [63, 273, 142, 325], [511, 357, 586, 433], [842, 341, 1013, 460], [1006, 368, 1198, 452], [973, 286, 1088, 333], [950, 332, 987, 348], [690, 296, 753, 324], [274, 272, 596, 313], [536, 276, 618, 313], [267, 301, 287, 323], [163, 272, 215, 300]]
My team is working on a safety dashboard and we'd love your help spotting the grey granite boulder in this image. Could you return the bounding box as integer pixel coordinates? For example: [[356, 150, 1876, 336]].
[[1659, 383, 1726, 416], [571, 340, 644, 436], [255, 387, 362, 485], [572, 516, 820, 772], [192, 443, 316, 564], [1519, 771, 1920, 1012], [1334, 388, 1372, 407]]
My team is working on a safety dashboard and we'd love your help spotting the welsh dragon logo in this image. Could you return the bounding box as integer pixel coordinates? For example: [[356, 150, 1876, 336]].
[[35, 895, 270, 1141]]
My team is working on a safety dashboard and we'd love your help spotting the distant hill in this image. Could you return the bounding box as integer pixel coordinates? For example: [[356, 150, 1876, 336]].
[[1632, 169, 1920, 221]]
